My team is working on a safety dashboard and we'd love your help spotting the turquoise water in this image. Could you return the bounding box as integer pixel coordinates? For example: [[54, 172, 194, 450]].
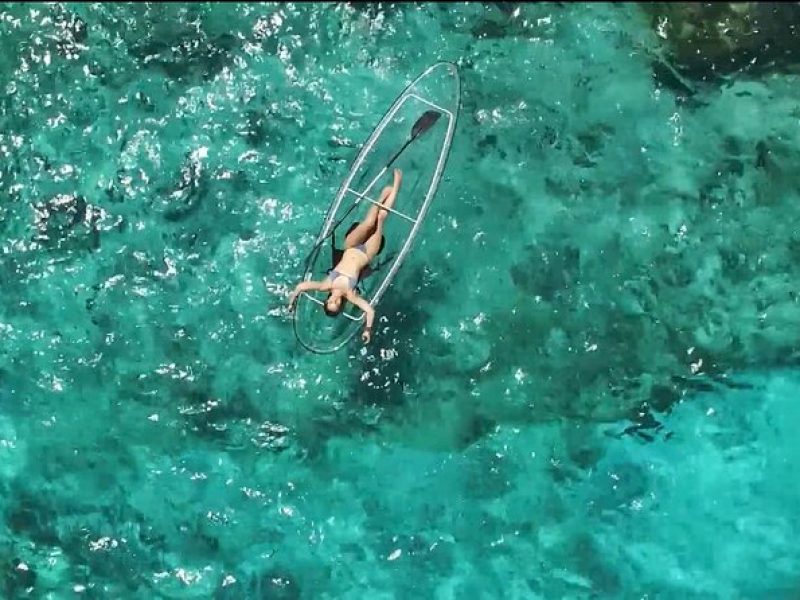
[[2, 2, 800, 597]]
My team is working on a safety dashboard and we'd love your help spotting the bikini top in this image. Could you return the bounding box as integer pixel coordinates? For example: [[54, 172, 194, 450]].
[[326, 269, 358, 290], [327, 243, 370, 290]]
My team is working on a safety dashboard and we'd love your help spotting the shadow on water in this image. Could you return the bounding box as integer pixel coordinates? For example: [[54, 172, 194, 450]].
[[642, 3, 800, 82], [350, 259, 450, 390], [118, 4, 241, 84], [308, 260, 509, 453], [279, 260, 455, 458]]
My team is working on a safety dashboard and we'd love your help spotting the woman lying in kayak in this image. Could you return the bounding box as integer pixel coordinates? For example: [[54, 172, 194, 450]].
[[287, 168, 402, 344]]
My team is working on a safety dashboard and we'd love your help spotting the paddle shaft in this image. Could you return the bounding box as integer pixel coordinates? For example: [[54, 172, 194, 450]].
[[349, 127, 425, 218], [383, 131, 420, 172]]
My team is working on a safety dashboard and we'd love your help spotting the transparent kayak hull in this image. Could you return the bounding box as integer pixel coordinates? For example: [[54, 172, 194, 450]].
[[293, 61, 461, 354]]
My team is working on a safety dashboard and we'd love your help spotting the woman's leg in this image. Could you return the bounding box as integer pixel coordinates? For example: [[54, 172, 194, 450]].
[[344, 185, 396, 248], [362, 185, 398, 258], [362, 218, 387, 260]]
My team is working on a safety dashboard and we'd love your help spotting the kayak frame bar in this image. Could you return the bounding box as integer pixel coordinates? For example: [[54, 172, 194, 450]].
[[406, 93, 454, 119], [345, 187, 418, 224], [301, 292, 364, 321]]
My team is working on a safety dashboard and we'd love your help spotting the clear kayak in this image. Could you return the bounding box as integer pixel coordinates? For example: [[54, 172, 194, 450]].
[[293, 61, 461, 354]]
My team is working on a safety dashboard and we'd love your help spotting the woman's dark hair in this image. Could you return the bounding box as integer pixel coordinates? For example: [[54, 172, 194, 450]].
[[323, 293, 345, 317]]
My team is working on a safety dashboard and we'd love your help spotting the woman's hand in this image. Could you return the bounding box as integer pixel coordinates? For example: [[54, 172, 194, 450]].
[[287, 289, 299, 312], [345, 291, 375, 343], [287, 280, 330, 313], [287, 283, 305, 313]]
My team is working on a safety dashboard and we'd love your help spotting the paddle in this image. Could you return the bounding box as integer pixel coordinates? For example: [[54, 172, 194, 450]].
[[304, 110, 443, 270], [384, 110, 442, 170]]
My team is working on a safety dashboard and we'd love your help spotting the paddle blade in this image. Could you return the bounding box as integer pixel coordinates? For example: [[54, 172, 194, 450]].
[[411, 110, 441, 138], [384, 110, 443, 170]]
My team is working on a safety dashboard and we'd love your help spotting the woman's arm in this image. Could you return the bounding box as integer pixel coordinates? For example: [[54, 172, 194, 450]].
[[346, 291, 376, 343], [287, 279, 331, 311]]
